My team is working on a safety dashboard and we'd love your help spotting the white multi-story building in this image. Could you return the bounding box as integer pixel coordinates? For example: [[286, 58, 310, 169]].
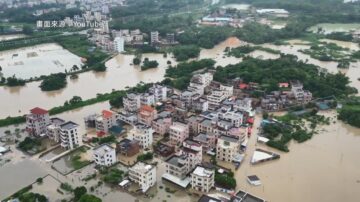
[[207, 84, 234, 108], [123, 93, 141, 113], [113, 37, 125, 53], [216, 135, 241, 162], [150, 31, 159, 44], [291, 80, 312, 103], [149, 84, 167, 102], [218, 110, 244, 128], [95, 110, 117, 134], [129, 162, 156, 192], [26, 107, 50, 136], [191, 166, 215, 193], [179, 139, 203, 173], [188, 73, 213, 95], [140, 93, 155, 106], [101, 20, 109, 33], [118, 110, 138, 125], [46, 117, 65, 143], [169, 122, 189, 145], [129, 123, 154, 149], [93, 144, 117, 167], [60, 121, 82, 150]]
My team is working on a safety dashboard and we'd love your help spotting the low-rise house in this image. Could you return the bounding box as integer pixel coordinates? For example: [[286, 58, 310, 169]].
[[129, 123, 154, 149], [164, 155, 187, 179], [118, 110, 138, 125], [187, 115, 204, 135], [26, 107, 50, 136], [155, 142, 175, 157], [152, 117, 172, 136], [95, 110, 118, 134], [193, 133, 217, 152], [216, 135, 241, 162], [192, 97, 209, 112], [129, 162, 156, 192], [117, 139, 140, 157], [188, 73, 213, 96], [93, 144, 117, 167], [123, 93, 141, 112], [47, 117, 65, 143], [191, 166, 215, 193], [138, 105, 157, 126], [60, 121, 82, 150], [169, 122, 189, 145]]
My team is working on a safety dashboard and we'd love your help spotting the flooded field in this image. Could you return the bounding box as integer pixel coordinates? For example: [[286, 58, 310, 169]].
[[262, 40, 360, 94], [308, 23, 360, 34], [0, 159, 48, 200], [0, 43, 83, 79], [233, 112, 360, 202], [0, 34, 26, 41], [0, 37, 245, 119]]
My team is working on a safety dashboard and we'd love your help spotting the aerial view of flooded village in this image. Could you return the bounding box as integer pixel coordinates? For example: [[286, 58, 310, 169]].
[[0, 0, 360, 202]]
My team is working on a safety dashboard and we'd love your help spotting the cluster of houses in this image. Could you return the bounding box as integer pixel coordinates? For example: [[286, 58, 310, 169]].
[[24, 70, 311, 198]]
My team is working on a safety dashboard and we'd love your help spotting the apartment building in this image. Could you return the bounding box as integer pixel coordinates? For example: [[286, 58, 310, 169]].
[[123, 93, 141, 112], [129, 162, 156, 193], [191, 166, 215, 193], [216, 135, 241, 162], [129, 123, 154, 149], [149, 84, 167, 102], [218, 110, 244, 128], [169, 122, 189, 145], [95, 110, 118, 134], [93, 144, 117, 167], [26, 107, 50, 136], [152, 117, 172, 136], [60, 121, 82, 150], [117, 139, 140, 157], [150, 31, 159, 44], [291, 80, 312, 103], [118, 110, 138, 125], [140, 93, 155, 106], [193, 133, 217, 151], [179, 139, 203, 172], [113, 36, 125, 53], [188, 73, 213, 96], [164, 155, 189, 180], [46, 117, 65, 143], [138, 105, 157, 126]]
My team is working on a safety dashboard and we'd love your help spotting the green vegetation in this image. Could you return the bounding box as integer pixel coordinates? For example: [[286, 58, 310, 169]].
[[91, 135, 117, 145], [133, 57, 141, 65], [5, 76, 26, 87], [137, 152, 154, 161], [39, 73, 67, 91], [172, 45, 200, 61], [73, 186, 87, 201], [178, 26, 233, 49], [18, 192, 47, 202], [141, 58, 159, 70], [226, 45, 281, 58], [78, 194, 102, 202], [338, 97, 360, 128], [60, 182, 73, 192], [36, 177, 43, 184], [101, 168, 124, 185], [71, 154, 91, 170], [263, 110, 330, 152], [18, 137, 44, 154], [214, 55, 357, 97], [165, 59, 215, 90], [300, 42, 354, 62], [214, 170, 236, 190], [325, 32, 353, 42]]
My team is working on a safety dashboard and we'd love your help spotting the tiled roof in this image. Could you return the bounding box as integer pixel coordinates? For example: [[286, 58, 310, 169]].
[[30, 107, 48, 115]]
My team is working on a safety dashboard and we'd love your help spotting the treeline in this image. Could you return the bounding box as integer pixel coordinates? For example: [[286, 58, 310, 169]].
[[214, 54, 358, 97], [164, 59, 216, 90], [172, 45, 200, 61], [338, 97, 360, 128], [177, 26, 233, 49], [39, 73, 67, 91]]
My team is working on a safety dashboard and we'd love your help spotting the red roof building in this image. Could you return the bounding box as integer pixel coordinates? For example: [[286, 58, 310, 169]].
[[30, 107, 49, 115]]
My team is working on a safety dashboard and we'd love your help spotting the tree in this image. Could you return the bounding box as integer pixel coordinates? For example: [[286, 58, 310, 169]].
[[78, 194, 102, 202], [22, 25, 34, 35], [73, 186, 87, 201], [69, 96, 83, 105], [133, 57, 141, 65]]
